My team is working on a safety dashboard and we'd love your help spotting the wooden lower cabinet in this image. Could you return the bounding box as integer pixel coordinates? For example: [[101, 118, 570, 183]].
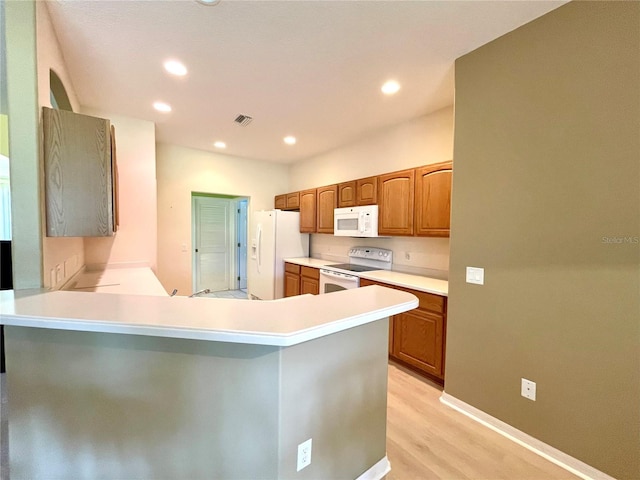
[[284, 263, 319, 296], [284, 263, 301, 297], [393, 310, 444, 379], [300, 266, 320, 295], [360, 277, 447, 383]]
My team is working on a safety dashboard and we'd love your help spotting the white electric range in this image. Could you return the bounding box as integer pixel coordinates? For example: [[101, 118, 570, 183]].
[[319, 247, 393, 294]]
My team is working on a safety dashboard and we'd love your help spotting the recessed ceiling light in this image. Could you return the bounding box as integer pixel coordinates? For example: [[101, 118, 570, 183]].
[[153, 101, 172, 113], [196, 0, 221, 5], [163, 60, 187, 77], [283, 136, 297, 145], [381, 80, 401, 95], [214, 141, 226, 149]]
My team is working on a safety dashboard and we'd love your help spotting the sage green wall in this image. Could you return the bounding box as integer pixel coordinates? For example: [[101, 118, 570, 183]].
[[447, 2, 639, 479], [5, 0, 42, 288]]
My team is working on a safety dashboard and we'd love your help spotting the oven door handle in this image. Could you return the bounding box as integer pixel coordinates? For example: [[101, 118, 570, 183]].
[[320, 269, 357, 280]]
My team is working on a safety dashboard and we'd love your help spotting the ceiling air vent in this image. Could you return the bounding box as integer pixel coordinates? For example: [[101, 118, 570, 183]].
[[234, 114, 253, 126]]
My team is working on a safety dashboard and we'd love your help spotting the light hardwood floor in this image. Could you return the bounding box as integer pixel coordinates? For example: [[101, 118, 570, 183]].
[[385, 362, 579, 480]]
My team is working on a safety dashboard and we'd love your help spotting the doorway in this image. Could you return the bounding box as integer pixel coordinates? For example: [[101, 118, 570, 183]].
[[192, 193, 249, 294]]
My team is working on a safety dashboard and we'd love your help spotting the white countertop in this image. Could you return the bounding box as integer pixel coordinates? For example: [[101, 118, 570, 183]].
[[62, 267, 168, 296], [0, 286, 417, 347], [284, 257, 448, 296]]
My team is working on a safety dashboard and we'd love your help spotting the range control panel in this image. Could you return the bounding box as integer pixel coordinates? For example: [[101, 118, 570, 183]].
[[348, 247, 393, 265]]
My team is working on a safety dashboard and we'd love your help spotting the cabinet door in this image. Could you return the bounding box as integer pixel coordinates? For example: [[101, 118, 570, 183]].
[[284, 272, 300, 297], [356, 176, 378, 205], [43, 107, 114, 237], [338, 181, 357, 208], [275, 194, 286, 209], [378, 169, 415, 236], [286, 192, 300, 210], [415, 161, 452, 237], [300, 276, 319, 295], [316, 185, 337, 234], [299, 189, 317, 233], [393, 310, 444, 379]]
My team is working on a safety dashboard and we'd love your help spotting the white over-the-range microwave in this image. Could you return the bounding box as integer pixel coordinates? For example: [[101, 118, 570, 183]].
[[333, 205, 380, 237]]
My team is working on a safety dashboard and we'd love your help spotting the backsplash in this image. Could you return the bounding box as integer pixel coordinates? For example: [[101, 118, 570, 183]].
[[310, 235, 449, 280]]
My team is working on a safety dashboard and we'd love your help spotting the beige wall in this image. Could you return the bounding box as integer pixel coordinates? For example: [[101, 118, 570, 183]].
[[82, 110, 157, 272], [289, 107, 454, 277], [5, 0, 42, 289], [156, 143, 289, 294], [37, 1, 84, 289], [447, 2, 639, 479]]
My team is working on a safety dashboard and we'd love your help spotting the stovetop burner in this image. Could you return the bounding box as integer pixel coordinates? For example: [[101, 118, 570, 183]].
[[326, 263, 382, 273]]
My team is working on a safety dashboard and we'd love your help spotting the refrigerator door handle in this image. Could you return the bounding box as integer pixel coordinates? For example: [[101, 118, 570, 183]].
[[256, 224, 262, 274]]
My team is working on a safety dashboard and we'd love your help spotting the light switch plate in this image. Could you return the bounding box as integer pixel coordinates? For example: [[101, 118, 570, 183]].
[[466, 266, 484, 285]]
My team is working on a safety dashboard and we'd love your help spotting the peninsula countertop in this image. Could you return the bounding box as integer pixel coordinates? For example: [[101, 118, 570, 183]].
[[284, 257, 448, 296], [0, 286, 417, 347]]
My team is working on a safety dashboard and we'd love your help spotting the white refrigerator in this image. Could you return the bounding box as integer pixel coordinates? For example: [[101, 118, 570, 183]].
[[248, 210, 309, 300]]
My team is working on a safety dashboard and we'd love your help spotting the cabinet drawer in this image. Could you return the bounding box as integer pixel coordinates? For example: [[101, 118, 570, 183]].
[[412, 290, 444, 314], [285, 262, 300, 274], [301, 266, 319, 280]]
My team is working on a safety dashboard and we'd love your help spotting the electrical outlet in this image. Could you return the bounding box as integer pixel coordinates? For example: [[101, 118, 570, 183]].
[[521, 378, 536, 401], [405, 252, 411, 260], [296, 438, 312, 472]]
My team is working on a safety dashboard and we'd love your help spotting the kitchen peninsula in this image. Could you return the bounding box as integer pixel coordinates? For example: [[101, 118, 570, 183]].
[[0, 286, 417, 480]]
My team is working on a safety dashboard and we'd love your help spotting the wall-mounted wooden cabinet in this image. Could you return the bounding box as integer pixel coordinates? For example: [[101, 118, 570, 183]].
[[338, 176, 377, 207], [415, 161, 452, 237], [275, 194, 286, 209], [360, 277, 447, 383], [299, 189, 317, 233], [378, 169, 415, 236], [43, 107, 118, 237], [316, 185, 337, 234], [275, 192, 300, 211], [284, 263, 319, 296], [337, 181, 357, 208], [356, 176, 377, 206], [274, 162, 451, 237]]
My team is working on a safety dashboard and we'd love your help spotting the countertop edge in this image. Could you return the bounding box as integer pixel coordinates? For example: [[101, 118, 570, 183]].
[[0, 287, 418, 347]]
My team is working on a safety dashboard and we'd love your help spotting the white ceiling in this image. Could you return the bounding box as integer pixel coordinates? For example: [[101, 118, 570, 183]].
[[45, 0, 565, 164]]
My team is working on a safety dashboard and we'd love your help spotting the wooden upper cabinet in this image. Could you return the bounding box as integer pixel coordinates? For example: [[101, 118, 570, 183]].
[[339, 177, 377, 207], [275, 192, 300, 210], [356, 176, 377, 205], [285, 192, 300, 210], [415, 161, 453, 237], [316, 185, 337, 234], [338, 181, 357, 208], [378, 169, 415, 236], [299, 189, 317, 233], [275, 194, 286, 209], [43, 107, 115, 237]]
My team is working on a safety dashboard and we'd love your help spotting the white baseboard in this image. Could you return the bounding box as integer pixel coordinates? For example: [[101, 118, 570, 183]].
[[355, 456, 391, 480], [440, 392, 616, 480]]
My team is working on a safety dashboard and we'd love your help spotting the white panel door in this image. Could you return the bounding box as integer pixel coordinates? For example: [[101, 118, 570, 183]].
[[193, 196, 233, 292]]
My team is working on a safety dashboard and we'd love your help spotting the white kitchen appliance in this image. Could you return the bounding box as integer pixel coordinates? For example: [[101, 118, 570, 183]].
[[319, 247, 392, 294], [248, 210, 309, 300], [333, 205, 380, 237]]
